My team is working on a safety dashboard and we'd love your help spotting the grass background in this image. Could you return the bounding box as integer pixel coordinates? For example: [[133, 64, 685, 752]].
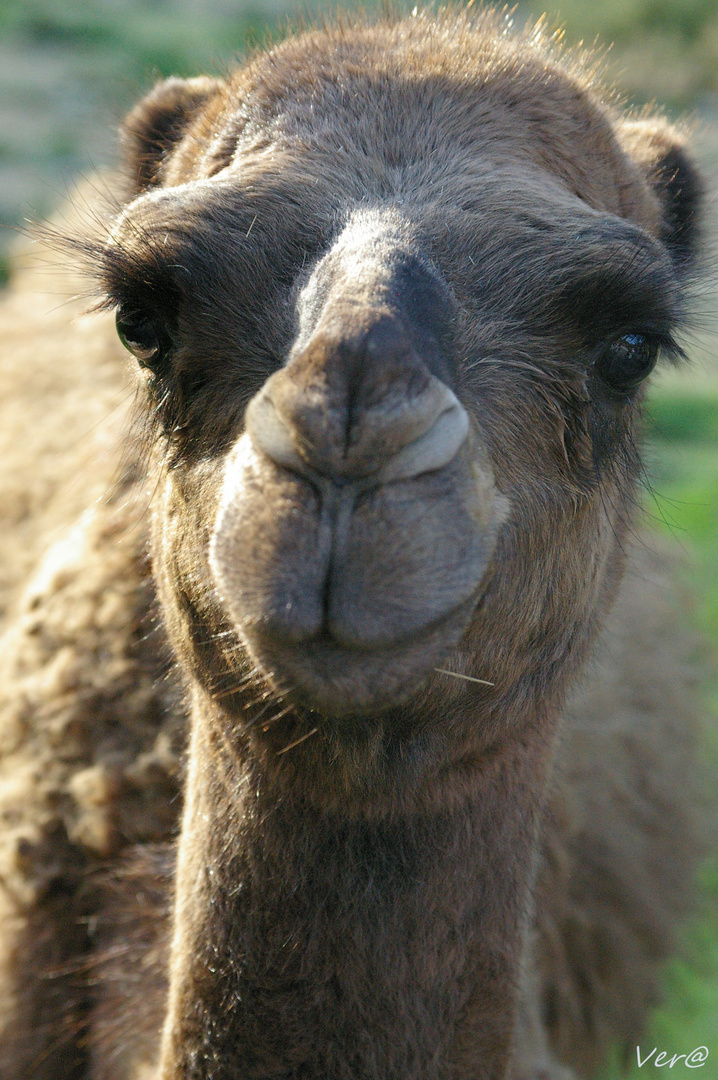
[[611, 365, 718, 1076], [0, 0, 717, 1073]]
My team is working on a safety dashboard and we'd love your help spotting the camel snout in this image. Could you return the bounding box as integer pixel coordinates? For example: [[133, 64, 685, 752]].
[[246, 313, 469, 486]]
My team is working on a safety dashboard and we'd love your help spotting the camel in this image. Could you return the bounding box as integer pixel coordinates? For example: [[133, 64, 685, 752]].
[[0, 9, 708, 1079]]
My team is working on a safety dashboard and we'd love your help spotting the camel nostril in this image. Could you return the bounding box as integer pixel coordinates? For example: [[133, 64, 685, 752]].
[[245, 373, 469, 484], [376, 391, 469, 483], [244, 390, 307, 476]]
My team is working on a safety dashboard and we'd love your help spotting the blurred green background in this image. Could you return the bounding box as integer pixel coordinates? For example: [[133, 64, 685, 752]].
[[1, 0, 717, 1074]]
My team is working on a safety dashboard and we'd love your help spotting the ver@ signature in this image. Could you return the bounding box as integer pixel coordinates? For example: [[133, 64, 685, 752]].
[[637, 1047, 709, 1069]]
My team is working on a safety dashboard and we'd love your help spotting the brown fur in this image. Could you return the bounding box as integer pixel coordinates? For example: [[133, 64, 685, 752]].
[[0, 9, 708, 1079]]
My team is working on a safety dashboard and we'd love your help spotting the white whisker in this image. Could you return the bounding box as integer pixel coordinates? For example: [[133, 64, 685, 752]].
[[276, 728, 319, 755], [434, 667, 494, 687]]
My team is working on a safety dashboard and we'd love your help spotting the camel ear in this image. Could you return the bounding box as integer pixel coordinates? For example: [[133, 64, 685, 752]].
[[620, 119, 704, 272], [122, 76, 225, 193]]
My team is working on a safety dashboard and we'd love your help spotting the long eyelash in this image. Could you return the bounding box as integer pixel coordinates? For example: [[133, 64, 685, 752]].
[[654, 332, 688, 364]]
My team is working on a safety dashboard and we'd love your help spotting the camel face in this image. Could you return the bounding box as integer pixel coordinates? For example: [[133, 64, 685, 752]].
[[105, 20, 687, 727]]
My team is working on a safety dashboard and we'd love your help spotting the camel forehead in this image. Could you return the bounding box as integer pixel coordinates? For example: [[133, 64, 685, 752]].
[[194, 15, 649, 220], [108, 12, 673, 343], [235, 15, 592, 138]]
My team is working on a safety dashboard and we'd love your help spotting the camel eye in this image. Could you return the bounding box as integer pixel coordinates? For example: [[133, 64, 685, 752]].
[[116, 307, 170, 369], [595, 333, 658, 392]]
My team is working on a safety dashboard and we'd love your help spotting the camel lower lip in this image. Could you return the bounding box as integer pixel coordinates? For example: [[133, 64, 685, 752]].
[[240, 601, 476, 716]]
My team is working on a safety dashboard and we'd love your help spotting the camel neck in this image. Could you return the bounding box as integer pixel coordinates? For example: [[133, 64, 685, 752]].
[[158, 698, 557, 1080]]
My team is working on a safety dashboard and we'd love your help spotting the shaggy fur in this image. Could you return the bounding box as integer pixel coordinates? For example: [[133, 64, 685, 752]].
[[0, 9, 708, 1079]]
